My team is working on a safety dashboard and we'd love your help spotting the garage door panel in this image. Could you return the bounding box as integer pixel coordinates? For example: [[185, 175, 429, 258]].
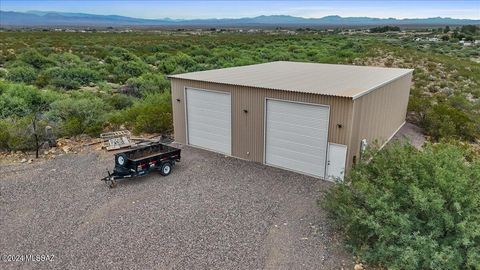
[[187, 88, 230, 100], [188, 116, 230, 127], [266, 153, 325, 176], [268, 113, 328, 127], [267, 145, 327, 163], [267, 121, 328, 144], [267, 132, 327, 151], [188, 102, 230, 113], [188, 104, 231, 116], [186, 88, 231, 155], [189, 136, 230, 154], [267, 112, 328, 127], [267, 137, 327, 154], [267, 121, 329, 139], [189, 124, 230, 140], [188, 106, 230, 116], [188, 114, 230, 127], [268, 100, 327, 115], [188, 117, 230, 128], [265, 99, 329, 178]]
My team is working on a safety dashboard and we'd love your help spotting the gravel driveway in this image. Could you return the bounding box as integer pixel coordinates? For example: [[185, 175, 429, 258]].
[[0, 145, 352, 270]]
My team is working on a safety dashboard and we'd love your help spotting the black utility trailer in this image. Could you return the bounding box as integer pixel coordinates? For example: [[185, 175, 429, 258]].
[[101, 142, 181, 188]]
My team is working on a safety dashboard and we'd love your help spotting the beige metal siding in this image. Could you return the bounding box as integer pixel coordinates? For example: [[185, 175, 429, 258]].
[[171, 78, 354, 163], [348, 72, 413, 167]]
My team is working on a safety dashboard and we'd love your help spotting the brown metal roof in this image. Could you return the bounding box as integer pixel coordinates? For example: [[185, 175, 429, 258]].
[[168, 61, 413, 99]]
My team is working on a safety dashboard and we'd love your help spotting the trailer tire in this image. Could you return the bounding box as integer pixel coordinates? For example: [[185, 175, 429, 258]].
[[116, 153, 128, 166], [160, 162, 172, 176]]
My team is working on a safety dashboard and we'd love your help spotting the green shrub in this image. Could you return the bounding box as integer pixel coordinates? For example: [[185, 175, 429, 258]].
[[323, 142, 480, 270], [0, 116, 49, 151], [61, 117, 84, 137], [0, 68, 7, 78], [112, 60, 149, 82], [174, 52, 197, 71], [47, 52, 81, 68], [125, 73, 170, 96], [47, 95, 112, 136], [424, 103, 477, 142], [157, 58, 177, 74], [17, 48, 53, 69], [111, 91, 172, 134], [6, 66, 37, 84], [0, 119, 10, 149], [105, 94, 134, 110], [0, 82, 50, 118], [41, 67, 101, 89], [3, 117, 35, 151]]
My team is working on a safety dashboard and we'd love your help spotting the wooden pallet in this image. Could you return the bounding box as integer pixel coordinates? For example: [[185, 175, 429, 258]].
[[100, 130, 133, 151]]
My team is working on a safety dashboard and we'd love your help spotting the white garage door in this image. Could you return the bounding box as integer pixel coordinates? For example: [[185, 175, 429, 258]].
[[186, 88, 231, 155], [265, 99, 329, 178]]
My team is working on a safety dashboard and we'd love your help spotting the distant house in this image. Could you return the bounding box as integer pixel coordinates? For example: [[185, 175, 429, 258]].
[[460, 40, 473, 46]]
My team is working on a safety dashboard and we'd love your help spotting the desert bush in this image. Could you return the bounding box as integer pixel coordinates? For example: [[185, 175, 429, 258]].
[[47, 95, 112, 136], [47, 52, 82, 68], [0, 116, 49, 151], [125, 72, 170, 97], [6, 66, 37, 84], [0, 82, 50, 118], [105, 94, 135, 110], [0, 68, 7, 78], [41, 67, 101, 89], [109, 47, 139, 61], [323, 142, 480, 270], [17, 48, 53, 69], [157, 58, 177, 74], [111, 91, 172, 134], [424, 103, 477, 142], [111, 60, 150, 82], [2, 117, 35, 150], [0, 119, 10, 149]]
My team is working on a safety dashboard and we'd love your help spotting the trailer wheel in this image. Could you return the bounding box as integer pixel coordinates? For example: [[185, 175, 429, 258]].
[[160, 162, 172, 176], [116, 153, 128, 166]]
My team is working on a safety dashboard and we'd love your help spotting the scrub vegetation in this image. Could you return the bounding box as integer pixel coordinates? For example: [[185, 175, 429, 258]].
[[324, 141, 480, 269], [0, 30, 479, 269], [0, 31, 478, 151]]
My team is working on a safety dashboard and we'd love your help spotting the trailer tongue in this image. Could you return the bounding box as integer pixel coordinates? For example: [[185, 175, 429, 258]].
[[101, 142, 181, 188]]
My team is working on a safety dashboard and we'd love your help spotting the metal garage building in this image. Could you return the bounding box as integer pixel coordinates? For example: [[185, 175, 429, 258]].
[[168, 61, 413, 180]]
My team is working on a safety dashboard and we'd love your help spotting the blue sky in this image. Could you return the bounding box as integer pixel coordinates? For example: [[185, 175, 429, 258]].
[[1, 1, 479, 19]]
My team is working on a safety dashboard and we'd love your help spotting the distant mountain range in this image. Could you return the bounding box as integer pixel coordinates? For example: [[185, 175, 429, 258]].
[[1, 10, 479, 28]]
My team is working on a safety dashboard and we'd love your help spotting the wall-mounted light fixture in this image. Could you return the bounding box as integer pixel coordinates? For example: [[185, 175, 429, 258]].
[[176, 98, 181, 102]]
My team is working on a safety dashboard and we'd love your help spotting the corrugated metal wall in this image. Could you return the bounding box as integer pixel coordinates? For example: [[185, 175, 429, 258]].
[[171, 78, 354, 164], [348, 72, 413, 167]]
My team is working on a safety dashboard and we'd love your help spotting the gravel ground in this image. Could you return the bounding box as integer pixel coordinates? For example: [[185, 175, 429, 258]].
[[0, 145, 352, 270]]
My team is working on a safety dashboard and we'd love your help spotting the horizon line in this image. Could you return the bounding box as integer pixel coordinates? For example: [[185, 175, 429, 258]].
[[2, 10, 479, 21]]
